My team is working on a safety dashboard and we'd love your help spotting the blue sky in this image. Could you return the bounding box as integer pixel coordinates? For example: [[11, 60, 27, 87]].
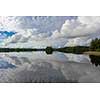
[[0, 31, 15, 42], [0, 16, 100, 48]]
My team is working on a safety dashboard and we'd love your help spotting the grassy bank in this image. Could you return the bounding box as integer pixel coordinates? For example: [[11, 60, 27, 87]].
[[84, 51, 100, 56]]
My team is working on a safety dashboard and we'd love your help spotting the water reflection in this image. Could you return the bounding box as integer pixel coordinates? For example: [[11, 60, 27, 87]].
[[0, 58, 15, 69], [89, 55, 100, 67], [0, 52, 100, 83]]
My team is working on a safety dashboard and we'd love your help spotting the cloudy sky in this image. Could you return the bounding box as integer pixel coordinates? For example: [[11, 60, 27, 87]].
[[0, 16, 100, 48]]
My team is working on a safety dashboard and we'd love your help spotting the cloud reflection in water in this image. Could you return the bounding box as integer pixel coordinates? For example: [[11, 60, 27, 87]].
[[0, 52, 99, 83]]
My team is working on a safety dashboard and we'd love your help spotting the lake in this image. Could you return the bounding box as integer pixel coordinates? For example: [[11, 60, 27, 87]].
[[0, 51, 100, 83]]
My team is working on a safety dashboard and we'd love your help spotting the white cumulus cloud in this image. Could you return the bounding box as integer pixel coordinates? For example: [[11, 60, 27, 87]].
[[60, 16, 100, 46], [0, 16, 100, 48]]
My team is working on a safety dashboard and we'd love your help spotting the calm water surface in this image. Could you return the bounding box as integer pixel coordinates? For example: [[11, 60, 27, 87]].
[[0, 52, 100, 83]]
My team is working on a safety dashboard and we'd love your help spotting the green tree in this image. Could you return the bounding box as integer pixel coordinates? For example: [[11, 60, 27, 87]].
[[90, 38, 100, 51]]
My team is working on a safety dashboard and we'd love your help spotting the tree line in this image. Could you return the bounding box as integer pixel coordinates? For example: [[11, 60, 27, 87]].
[[55, 46, 89, 54], [0, 38, 100, 53]]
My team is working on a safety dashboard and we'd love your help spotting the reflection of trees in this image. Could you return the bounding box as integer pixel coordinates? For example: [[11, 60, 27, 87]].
[[89, 55, 100, 67]]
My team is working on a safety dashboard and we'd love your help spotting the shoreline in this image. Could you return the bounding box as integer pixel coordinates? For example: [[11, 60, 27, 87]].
[[83, 51, 100, 56]]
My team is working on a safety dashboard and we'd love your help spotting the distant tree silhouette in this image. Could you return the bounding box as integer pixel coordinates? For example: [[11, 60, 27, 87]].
[[56, 46, 89, 54], [45, 46, 53, 54]]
